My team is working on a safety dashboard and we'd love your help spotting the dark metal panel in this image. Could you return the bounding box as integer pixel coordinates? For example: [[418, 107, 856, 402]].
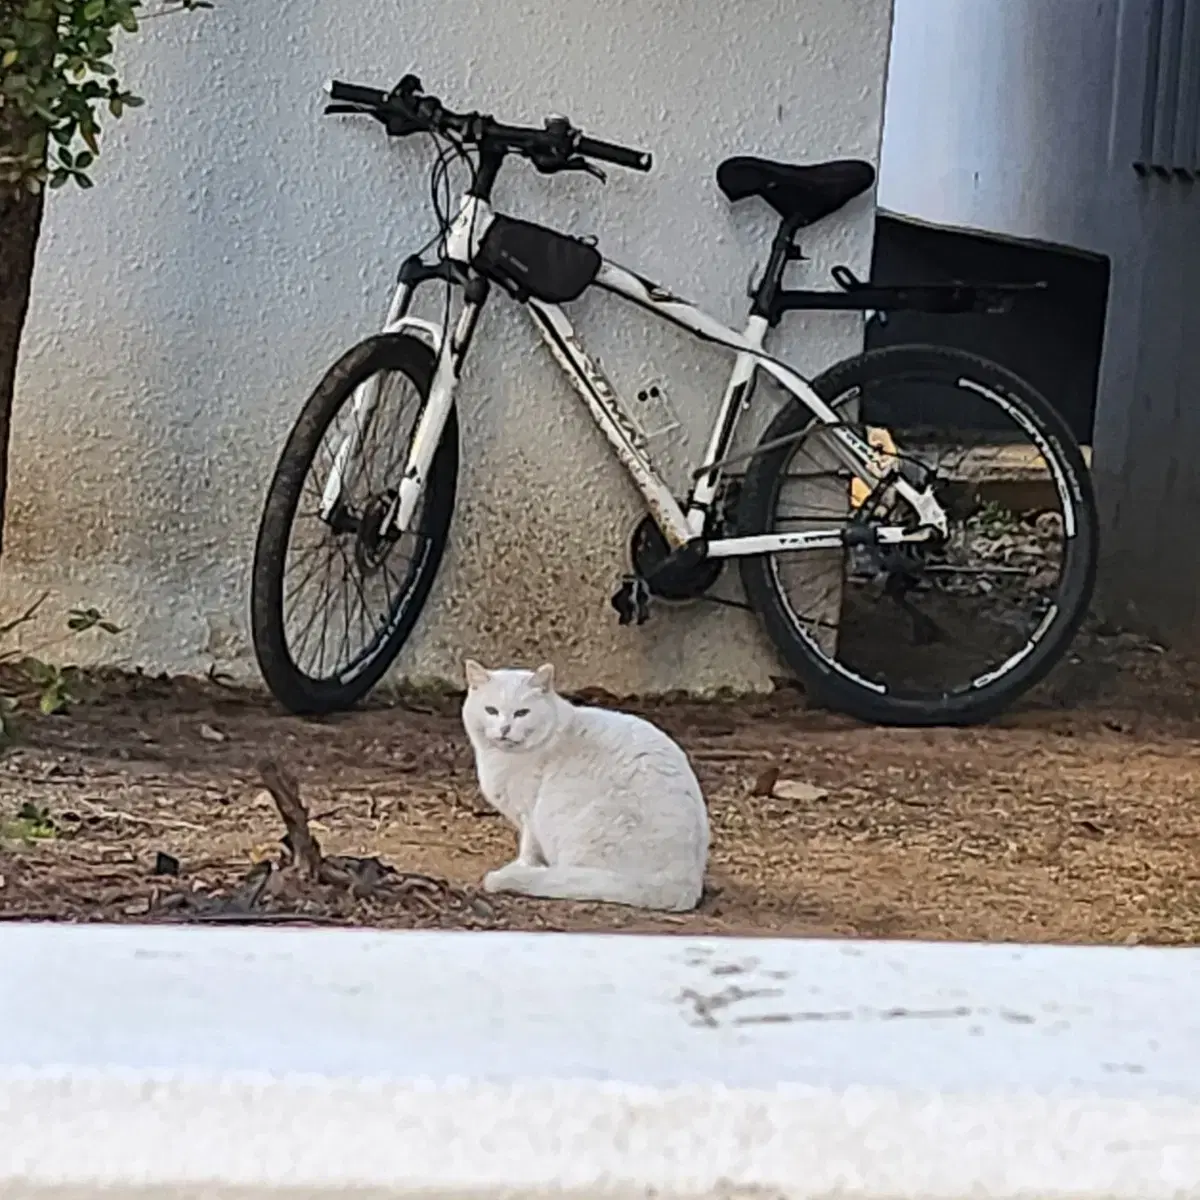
[[1137, 0, 1167, 166], [1176, 0, 1200, 169], [1151, 0, 1186, 167]]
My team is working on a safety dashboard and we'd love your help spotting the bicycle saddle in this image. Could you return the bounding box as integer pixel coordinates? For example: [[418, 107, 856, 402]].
[[717, 156, 876, 225]]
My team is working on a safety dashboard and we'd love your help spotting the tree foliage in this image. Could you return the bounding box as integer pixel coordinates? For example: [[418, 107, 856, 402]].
[[0, 0, 210, 192]]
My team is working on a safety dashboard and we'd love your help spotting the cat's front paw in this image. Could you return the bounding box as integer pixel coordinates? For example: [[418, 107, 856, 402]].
[[483, 865, 518, 894]]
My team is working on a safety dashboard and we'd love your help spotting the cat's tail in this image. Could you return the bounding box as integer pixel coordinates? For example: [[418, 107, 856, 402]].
[[484, 863, 702, 913]]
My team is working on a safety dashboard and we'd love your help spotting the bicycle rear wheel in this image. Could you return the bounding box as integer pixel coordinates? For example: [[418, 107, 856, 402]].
[[737, 344, 1097, 726], [250, 334, 458, 715]]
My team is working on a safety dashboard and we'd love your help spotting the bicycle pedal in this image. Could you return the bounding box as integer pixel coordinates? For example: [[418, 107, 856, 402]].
[[611, 574, 651, 626]]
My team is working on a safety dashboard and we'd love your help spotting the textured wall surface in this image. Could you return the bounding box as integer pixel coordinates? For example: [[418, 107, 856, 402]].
[[4, 924, 1200, 1198], [879, 0, 1200, 650], [8, 0, 892, 693]]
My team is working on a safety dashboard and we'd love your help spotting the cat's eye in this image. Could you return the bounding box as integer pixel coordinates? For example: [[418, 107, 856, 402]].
[[484, 705, 499, 716], [514, 708, 530, 718]]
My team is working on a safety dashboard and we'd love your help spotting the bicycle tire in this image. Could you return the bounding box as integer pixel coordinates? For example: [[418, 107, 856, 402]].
[[250, 334, 458, 715], [737, 343, 1098, 726]]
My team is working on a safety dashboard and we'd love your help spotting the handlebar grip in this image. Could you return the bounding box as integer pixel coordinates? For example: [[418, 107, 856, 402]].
[[326, 79, 389, 107], [576, 135, 653, 172]]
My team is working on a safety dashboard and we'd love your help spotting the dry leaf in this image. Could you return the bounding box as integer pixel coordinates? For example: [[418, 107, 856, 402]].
[[751, 765, 780, 796], [198, 723, 227, 743], [773, 779, 829, 803]]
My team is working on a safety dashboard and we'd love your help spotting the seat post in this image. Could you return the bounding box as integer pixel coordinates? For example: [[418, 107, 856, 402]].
[[749, 213, 805, 323]]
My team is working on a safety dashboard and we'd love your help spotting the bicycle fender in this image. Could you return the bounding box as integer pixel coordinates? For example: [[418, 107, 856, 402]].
[[381, 315, 444, 354]]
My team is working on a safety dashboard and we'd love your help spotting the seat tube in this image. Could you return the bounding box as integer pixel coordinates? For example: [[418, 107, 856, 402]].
[[685, 314, 769, 538]]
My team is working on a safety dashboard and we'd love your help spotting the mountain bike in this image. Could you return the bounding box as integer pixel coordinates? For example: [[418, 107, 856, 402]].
[[249, 74, 1098, 726]]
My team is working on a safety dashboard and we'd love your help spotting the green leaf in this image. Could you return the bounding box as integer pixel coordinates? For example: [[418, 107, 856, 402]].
[[0, 0, 206, 188], [66, 604, 111, 633]]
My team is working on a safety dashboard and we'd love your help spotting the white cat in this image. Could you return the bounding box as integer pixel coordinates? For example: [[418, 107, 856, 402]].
[[461, 660, 709, 912]]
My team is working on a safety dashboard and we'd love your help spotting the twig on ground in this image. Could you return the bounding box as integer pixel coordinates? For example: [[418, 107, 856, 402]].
[[257, 758, 323, 879], [73, 798, 207, 832]]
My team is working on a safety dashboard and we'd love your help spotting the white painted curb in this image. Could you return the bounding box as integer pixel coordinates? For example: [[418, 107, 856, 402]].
[[2, 924, 1199, 1199]]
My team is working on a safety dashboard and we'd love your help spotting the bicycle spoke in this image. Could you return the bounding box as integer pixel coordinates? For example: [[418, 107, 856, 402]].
[[761, 368, 1077, 702], [279, 366, 433, 685]]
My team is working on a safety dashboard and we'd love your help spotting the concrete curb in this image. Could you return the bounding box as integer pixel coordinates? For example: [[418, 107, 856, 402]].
[[2, 924, 1199, 1198]]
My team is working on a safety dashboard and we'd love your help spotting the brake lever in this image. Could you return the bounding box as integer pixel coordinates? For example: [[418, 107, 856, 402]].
[[324, 103, 394, 131], [572, 158, 607, 183]]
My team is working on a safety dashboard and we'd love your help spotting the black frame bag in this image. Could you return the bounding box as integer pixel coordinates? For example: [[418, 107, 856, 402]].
[[473, 215, 601, 304]]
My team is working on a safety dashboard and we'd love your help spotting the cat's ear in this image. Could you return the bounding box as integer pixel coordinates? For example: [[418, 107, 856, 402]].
[[463, 659, 490, 689], [531, 663, 555, 692]]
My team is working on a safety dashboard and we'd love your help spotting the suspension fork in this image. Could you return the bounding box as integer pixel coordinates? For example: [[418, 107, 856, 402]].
[[317, 282, 417, 522], [379, 276, 489, 538]]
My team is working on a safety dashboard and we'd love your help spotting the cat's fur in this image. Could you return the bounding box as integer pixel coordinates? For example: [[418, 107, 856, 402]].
[[461, 660, 709, 912]]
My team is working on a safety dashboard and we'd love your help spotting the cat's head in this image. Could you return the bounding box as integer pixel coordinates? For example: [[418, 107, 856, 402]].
[[461, 659, 561, 752]]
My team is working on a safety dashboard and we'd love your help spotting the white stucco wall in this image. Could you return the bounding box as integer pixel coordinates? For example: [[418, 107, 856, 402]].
[[7, 0, 893, 693]]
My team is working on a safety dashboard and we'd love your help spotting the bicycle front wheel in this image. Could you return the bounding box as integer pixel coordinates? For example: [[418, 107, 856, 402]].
[[737, 344, 1097, 726], [250, 334, 458, 715]]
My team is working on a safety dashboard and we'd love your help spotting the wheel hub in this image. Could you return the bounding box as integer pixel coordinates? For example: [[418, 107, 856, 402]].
[[354, 490, 399, 574]]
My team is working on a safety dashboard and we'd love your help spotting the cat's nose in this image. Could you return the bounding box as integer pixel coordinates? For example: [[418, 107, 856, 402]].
[[498, 722, 511, 738]]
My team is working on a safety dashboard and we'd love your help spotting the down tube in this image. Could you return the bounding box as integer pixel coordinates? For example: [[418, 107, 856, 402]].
[[525, 301, 692, 547]]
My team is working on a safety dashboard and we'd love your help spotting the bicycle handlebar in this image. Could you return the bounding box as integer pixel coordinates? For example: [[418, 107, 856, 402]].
[[327, 80, 390, 108], [324, 76, 653, 173], [575, 134, 652, 172]]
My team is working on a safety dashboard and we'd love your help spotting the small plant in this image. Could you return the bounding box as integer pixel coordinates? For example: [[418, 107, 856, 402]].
[[0, 800, 57, 843], [1, 0, 214, 191], [21, 656, 75, 714], [0, 593, 122, 741], [973, 498, 1023, 537]]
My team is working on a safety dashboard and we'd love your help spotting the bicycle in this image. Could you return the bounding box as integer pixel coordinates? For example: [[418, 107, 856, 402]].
[[250, 74, 1098, 726]]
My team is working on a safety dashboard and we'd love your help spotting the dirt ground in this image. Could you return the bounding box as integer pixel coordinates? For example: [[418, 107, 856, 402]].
[[2, 621, 1200, 944]]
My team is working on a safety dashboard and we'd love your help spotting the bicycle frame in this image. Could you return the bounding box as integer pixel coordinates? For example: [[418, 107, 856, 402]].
[[322, 194, 949, 557]]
